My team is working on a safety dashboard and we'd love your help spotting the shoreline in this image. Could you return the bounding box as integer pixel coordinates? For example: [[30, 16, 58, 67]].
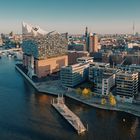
[[15, 65, 140, 118]]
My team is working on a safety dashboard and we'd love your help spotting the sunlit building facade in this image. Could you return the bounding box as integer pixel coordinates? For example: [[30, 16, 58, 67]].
[[89, 62, 117, 95], [60, 63, 89, 87], [22, 22, 68, 78], [116, 71, 138, 103]]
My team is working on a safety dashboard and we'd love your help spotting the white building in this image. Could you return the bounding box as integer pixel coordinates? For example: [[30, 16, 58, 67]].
[[60, 63, 89, 87], [102, 74, 115, 95], [116, 71, 138, 103], [127, 43, 140, 49], [89, 62, 117, 95]]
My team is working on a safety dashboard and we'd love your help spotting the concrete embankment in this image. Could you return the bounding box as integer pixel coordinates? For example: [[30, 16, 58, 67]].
[[15, 65, 38, 90], [16, 65, 140, 118], [66, 93, 140, 117], [15, 65, 58, 96]]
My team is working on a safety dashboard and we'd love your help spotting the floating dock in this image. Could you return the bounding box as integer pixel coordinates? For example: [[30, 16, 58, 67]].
[[51, 95, 86, 134]]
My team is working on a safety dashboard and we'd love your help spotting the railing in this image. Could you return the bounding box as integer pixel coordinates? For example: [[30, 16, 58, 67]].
[[51, 94, 87, 135]]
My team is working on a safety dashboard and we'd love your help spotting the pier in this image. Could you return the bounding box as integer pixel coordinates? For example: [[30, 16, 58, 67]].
[[51, 95, 86, 134]]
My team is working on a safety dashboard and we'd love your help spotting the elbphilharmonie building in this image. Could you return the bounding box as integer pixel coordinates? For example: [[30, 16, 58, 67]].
[[22, 22, 68, 78]]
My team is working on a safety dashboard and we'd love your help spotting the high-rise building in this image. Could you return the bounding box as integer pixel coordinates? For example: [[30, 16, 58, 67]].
[[133, 22, 135, 36], [89, 33, 98, 53], [85, 28, 98, 53], [85, 27, 88, 38]]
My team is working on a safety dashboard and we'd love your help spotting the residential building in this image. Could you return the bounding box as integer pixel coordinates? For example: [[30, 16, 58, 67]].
[[116, 71, 138, 103], [89, 62, 117, 95], [128, 64, 140, 92]]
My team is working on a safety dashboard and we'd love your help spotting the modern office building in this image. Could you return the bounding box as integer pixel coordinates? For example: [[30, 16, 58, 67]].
[[117, 64, 140, 92], [90, 33, 98, 53], [89, 62, 117, 95], [129, 64, 140, 91], [116, 71, 138, 103], [22, 22, 68, 78], [68, 51, 89, 65], [85, 27, 88, 38], [60, 63, 89, 87]]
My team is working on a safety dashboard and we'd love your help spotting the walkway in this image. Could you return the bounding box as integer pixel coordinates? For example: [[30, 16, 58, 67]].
[[51, 96, 86, 134]]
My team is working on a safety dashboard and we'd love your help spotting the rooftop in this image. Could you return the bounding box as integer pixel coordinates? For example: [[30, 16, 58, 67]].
[[116, 71, 138, 76], [68, 50, 89, 54], [90, 62, 110, 67], [61, 62, 89, 70], [77, 57, 93, 61]]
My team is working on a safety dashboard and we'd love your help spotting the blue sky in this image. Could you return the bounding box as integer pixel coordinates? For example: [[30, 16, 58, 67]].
[[0, 0, 140, 34]]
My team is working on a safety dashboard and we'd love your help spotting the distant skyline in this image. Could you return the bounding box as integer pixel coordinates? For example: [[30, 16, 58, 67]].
[[0, 0, 140, 34]]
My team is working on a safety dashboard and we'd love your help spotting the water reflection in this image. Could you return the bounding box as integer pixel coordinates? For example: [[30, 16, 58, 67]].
[[130, 118, 139, 139], [0, 57, 140, 140]]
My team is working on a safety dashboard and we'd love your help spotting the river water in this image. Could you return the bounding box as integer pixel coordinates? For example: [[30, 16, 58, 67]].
[[0, 56, 140, 140]]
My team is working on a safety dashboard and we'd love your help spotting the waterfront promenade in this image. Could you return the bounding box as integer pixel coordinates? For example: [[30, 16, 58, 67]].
[[15, 65, 140, 118]]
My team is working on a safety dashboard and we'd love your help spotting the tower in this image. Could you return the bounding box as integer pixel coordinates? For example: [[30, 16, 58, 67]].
[[133, 22, 135, 36], [89, 33, 98, 53], [84, 27, 98, 53], [84, 27, 89, 51], [85, 27, 88, 37]]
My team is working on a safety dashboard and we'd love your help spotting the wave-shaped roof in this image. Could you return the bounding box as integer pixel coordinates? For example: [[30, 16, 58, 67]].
[[22, 22, 48, 36]]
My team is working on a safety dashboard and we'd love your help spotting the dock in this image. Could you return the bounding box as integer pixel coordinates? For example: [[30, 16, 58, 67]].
[[51, 95, 86, 134]]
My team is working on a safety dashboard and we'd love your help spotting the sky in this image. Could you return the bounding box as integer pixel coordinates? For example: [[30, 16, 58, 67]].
[[0, 0, 140, 34]]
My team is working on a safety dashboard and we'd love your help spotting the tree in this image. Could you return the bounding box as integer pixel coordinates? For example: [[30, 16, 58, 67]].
[[9, 31, 14, 37], [101, 98, 107, 105], [109, 94, 116, 106], [76, 88, 82, 95], [82, 88, 91, 98], [108, 92, 113, 97]]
